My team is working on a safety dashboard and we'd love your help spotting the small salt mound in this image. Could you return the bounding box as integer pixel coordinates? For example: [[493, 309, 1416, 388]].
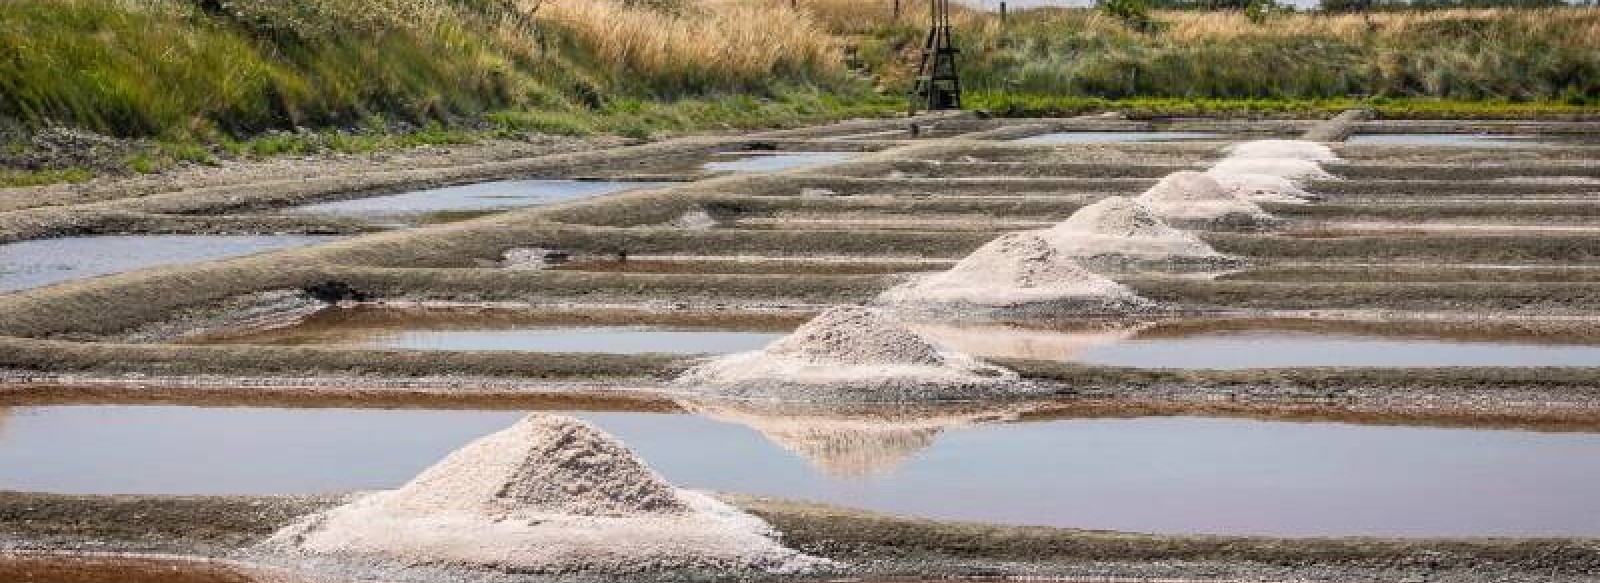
[[1037, 196, 1237, 269], [1135, 171, 1277, 227], [1209, 158, 1335, 183], [267, 414, 823, 575], [1206, 172, 1315, 204], [676, 306, 1025, 402], [878, 232, 1150, 313], [1226, 139, 1339, 162], [671, 208, 719, 230]]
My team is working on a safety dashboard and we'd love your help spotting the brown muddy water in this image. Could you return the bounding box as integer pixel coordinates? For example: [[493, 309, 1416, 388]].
[[189, 306, 800, 353], [0, 555, 283, 583], [288, 179, 664, 225], [911, 319, 1600, 368], [0, 235, 341, 294], [2, 406, 1598, 537], [1015, 131, 1228, 143]]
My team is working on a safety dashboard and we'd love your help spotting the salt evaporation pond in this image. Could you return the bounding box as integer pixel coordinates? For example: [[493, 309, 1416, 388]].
[[1346, 133, 1591, 147], [2, 406, 1598, 537], [1016, 131, 1227, 144], [0, 235, 339, 293], [910, 321, 1600, 369], [702, 152, 859, 173], [195, 307, 791, 354], [289, 179, 662, 224], [1074, 331, 1600, 368]]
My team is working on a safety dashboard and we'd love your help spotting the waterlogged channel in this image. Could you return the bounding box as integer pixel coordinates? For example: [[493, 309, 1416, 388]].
[[702, 151, 860, 173], [1346, 133, 1599, 147], [289, 179, 663, 225], [1, 406, 1597, 537], [911, 319, 1600, 369], [0, 235, 340, 293], [190, 306, 797, 353], [1015, 131, 1228, 143]]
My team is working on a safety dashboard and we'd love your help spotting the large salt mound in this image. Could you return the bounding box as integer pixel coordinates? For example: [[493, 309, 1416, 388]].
[[1135, 171, 1278, 228], [675, 306, 1028, 402], [1036, 196, 1239, 271], [1209, 158, 1336, 183], [878, 232, 1151, 313], [1206, 171, 1315, 204], [1226, 139, 1340, 162], [266, 414, 824, 575]]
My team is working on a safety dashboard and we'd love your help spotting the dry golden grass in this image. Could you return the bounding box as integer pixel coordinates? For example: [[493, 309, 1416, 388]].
[[1159, 7, 1600, 47], [538, 0, 843, 88]]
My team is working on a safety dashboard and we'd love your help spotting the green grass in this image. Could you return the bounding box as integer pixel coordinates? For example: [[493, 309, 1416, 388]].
[[0, 167, 94, 188]]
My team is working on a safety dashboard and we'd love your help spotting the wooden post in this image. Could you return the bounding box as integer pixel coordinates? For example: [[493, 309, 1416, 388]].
[[1000, 1, 1007, 25]]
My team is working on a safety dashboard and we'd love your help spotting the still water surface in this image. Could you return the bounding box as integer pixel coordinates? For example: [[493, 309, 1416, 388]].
[[1016, 131, 1227, 144], [290, 179, 659, 223], [2, 406, 1596, 537], [703, 152, 859, 173], [0, 235, 337, 293]]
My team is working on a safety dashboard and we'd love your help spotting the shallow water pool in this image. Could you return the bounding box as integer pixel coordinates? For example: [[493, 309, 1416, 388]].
[[1015, 131, 1227, 144], [911, 321, 1600, 369], [702, 152, 859, 173], [2, 406, 1597, 537], [290, 179, 661, 224], [0, 235, 339, 293], [1346, 133, 1587, 147], [193, 306, 791, 354]]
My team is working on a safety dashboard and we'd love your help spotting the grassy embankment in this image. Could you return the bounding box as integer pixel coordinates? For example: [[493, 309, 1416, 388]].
[[5, 1, 1600, 186], [0, 0, 890, 185]]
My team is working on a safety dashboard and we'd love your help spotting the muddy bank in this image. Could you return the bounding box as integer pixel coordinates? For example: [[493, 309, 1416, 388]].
[[2, 492, 1596, 583]]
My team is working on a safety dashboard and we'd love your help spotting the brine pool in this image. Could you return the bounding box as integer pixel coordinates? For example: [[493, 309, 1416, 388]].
[[1, 405, 1596, 537]]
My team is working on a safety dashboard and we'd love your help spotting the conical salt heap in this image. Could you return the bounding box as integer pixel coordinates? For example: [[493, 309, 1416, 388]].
[[1226, 139, 1340, 162], [1205, 171, 1317, 204], [267, 414, 824, 575], [1209, 157, 1335, 184], [1134, 171, 1278, 229], [1036, 196, 1241, 271], [676, 306, 1027, 402], [878, 232, 1151, 314]]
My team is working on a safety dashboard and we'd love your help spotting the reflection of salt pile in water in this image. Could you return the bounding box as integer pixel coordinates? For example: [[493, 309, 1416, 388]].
[[683, 401, 1015, 477], [1210, 157, 1335, 184], [268, 414, 823, 575], [676, 306, 1030, 402], [1135, 171, 1278, 229], [1226, 139, 1340, 162], [878, 232, 1151, 313], [909, 320, 1148, 361], [1036, 196, 1241, 271], [0, 408, 8, 439], [1206, 172, 1316, 204]]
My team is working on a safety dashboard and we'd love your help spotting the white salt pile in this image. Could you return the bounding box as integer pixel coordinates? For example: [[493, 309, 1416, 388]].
[[1205, 171, 1316, 204], [1226, 139, 1340, 162], [1035, 196, 1240, 271], [266, 414, 824, 575], [672, 208, 720, 230], [676, 306, 1029, 402], [1134, 171, 1278, 228], [878, 232, 1151, 314], [1209, 158, 1335, 184]]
